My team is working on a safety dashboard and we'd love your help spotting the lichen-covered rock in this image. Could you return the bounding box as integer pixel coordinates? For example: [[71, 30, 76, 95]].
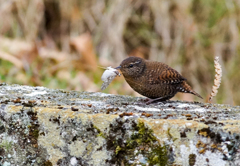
[[0, 83, 239, 166]]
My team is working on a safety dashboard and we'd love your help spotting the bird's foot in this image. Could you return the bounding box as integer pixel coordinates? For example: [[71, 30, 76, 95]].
[[145, 97, 167, 105], [145, 98, 158, 105], [139, 97, 169, 105]]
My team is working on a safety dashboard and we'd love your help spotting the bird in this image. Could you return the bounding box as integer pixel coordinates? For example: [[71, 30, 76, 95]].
[[115, 56, 203, 104]]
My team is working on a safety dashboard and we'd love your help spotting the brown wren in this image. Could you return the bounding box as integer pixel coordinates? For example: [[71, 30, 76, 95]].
[[115, 56, 202, 104]]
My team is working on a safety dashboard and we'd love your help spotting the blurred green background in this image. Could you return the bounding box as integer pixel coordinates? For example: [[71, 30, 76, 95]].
[[0, 0, 239, 105]]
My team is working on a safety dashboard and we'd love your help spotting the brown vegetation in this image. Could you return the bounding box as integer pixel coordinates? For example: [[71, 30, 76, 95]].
[[0, 0, 239, 105]]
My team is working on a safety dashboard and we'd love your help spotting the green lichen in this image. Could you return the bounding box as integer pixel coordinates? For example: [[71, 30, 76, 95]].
[[0, 140, 12, 152], [93, 125, 106, 138], [136, 122, 168, 166], [97, 132, 106, 138], [148, 145, 168, 166], [135, 121, 157, 143], [93, 125, 101, 133], [109, 120, 169, 165], [32, 129, 39, 139], [167, 128, 173, 138], [167, 128, 178, 142], [115, 146, 121, 155]]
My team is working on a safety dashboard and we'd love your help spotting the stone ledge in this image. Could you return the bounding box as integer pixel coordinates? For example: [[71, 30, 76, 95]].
[[0, 84, 239, 166]]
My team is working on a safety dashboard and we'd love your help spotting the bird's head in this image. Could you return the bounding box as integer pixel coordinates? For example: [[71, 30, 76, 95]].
[[115, 56, 145, 78]]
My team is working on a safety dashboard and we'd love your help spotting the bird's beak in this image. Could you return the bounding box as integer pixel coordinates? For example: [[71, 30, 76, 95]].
[[115, 66, 121, 70]]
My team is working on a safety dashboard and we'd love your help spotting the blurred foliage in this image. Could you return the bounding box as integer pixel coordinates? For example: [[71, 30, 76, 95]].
[[0, 0, 239, 105]]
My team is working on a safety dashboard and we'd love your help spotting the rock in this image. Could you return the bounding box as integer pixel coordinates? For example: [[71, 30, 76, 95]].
[[0, 83, 239, 166]]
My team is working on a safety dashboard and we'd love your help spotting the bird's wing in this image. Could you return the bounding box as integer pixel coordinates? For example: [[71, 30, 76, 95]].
[[149, 65, 186, 85]]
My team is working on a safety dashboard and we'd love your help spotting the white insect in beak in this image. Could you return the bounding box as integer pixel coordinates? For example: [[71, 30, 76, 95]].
[[101, 66, 121, 90]]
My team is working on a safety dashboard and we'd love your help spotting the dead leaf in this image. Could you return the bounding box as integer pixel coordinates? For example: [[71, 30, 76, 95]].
[[70, 33, 97, 71]]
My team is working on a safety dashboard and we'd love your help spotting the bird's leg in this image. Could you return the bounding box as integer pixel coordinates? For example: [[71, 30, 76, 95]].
[[145, 97, 166, 105]]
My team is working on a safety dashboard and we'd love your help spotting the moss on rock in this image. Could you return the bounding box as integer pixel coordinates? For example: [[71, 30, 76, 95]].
[[106, 119, 169, 165]]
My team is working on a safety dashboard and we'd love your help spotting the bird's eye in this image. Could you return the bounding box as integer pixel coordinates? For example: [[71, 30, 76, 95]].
[[128, 64, 133, 68]]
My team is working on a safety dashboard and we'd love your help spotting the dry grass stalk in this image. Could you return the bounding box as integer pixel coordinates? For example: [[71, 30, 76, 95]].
[[0, 51, 23, 69], [209, 56, 222, 101]]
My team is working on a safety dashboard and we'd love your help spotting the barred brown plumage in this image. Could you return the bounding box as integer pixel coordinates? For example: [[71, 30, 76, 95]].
[[116, 56, 202, 104]]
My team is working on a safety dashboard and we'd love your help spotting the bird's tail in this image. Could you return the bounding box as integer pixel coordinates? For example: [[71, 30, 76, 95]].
[[180, 81, 203, 99]]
